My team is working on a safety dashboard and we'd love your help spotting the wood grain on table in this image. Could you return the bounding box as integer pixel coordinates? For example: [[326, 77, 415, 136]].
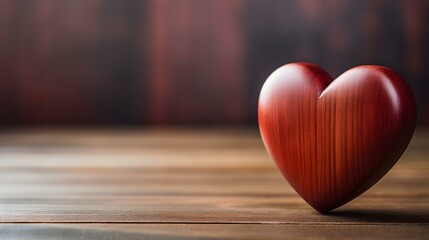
[[0, 128, 427, 239]]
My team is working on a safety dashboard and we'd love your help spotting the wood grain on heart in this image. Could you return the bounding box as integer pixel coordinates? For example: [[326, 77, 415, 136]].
[[258, 63, 416, 213]]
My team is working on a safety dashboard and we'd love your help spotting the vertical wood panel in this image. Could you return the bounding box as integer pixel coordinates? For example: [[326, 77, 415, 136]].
[[146, 0, 246, 124], [0, 0, 427, 125]]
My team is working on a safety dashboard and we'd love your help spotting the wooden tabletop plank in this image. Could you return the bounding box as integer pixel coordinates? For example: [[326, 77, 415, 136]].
[[0, 128, 427, 234], [0, 224, 427, 240], [0, 168, 427, 223]]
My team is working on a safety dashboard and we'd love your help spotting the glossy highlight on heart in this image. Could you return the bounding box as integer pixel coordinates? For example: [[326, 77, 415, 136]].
[[258, 63, 416, 213]]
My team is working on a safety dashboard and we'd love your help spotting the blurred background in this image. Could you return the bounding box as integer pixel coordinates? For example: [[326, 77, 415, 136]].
[[0, 0, 428, 127]]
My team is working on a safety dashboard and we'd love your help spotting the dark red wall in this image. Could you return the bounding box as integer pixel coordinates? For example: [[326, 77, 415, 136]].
[[0, 0, 428, 126]]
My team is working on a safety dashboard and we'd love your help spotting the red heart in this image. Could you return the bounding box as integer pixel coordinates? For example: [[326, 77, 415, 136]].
[[258, 63, 416, 213]]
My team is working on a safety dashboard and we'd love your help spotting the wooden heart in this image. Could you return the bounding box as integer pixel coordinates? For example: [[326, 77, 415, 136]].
[[258, 63, 416, 213]]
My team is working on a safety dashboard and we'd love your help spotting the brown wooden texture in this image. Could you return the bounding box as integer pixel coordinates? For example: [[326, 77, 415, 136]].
[[0, 224, 427, 240], [0, 128, 427, 239], [259, 63, 416, 212], [1, 1, 429, 126]]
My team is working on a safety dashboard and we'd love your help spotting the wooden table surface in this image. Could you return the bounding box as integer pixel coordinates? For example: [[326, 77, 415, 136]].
[[0, 128, 427, 239]]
